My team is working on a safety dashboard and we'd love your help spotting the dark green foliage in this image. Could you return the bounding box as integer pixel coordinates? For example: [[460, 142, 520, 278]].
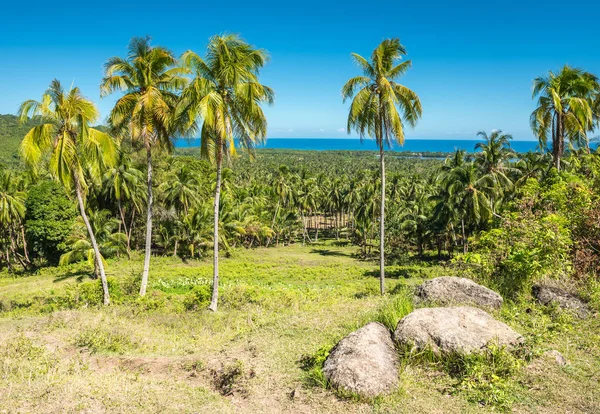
[[24, 181, 77, 264]]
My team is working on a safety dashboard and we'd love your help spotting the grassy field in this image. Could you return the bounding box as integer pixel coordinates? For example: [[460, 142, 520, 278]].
[[0, 241, 598, 413]]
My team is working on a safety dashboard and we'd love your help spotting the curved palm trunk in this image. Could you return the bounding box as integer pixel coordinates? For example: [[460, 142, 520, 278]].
[[379, 144, 386, 295], [74, 175, 110, 305], [209, 151, 223, 312], [140, 143, 153, 296]]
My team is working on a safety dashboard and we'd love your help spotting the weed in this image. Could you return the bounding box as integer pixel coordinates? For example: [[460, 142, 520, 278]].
[[373, 289, 414, 331], [75, 326, 136, 354]]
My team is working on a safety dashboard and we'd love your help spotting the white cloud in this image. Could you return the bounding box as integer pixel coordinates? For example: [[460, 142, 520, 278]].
[[319, 128, 325, 132], [337, 127, 346, 133], [288, 129, 294, 132]]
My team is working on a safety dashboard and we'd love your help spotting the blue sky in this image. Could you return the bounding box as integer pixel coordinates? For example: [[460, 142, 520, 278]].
[[1, 0, 599, 140]]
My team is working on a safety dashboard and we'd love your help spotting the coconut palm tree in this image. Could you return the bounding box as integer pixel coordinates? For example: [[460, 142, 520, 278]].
[[342, 38, 422, 294], [18, 79, 117, 304], [102, 152, 144, 256], [101, 36, 187, 296], [0, 171, 27, 269], [179, 34, 273, 311], [474, 130, 518, 210], [443, 162, 491, 253], [531, 65, 599, 170]]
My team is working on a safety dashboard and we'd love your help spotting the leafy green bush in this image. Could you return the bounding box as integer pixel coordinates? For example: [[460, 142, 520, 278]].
[[299, 343, 332, 388], [25, 180, 77, 264], [183, 284, 212, 310]]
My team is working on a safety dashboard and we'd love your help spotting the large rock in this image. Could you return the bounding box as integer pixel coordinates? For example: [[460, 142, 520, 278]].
[[414, 276, 503, 310], [532, 284, 590, 318], [394, 306, 522, 354], [323, 322, 398, 397]]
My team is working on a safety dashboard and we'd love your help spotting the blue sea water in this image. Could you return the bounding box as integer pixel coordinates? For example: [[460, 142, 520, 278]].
[[175, 138, 596, 154]]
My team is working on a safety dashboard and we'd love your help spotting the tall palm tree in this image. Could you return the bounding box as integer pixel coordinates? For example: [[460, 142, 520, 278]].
[[101, 37, 187, 296], [531, 65, 599, 170], [342, 38, 422, 294], [18, 79, 117, 304], [179, 34, 273, 311]]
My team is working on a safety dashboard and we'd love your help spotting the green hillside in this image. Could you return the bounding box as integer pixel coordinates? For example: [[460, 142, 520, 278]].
[[0, 114, 40, 167]]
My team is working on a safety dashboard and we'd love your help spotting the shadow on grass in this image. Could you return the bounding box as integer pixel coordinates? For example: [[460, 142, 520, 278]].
[[310, 248, 352, 258], [363, 268, 427, 280], [53, 269, 91, 283]]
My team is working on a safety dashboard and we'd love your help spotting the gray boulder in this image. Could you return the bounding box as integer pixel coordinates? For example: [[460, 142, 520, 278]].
[[543, 350, 567, 367], [394, 306, 523, 354], [414, 276, 503, 309], [323, 322, 398, 397], [532, 284, 590, 318]]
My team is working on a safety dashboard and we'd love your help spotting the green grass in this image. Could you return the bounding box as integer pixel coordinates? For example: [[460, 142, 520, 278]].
[[0, 241, 598, 413]]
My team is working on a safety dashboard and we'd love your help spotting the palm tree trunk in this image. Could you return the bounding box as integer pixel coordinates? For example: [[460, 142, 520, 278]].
[[553, 112, 564, 171], [461, 218, 467, 254], [140, 142, 153, 296], [209, 150, 223, 312], [117, 198, 131, 258], [20, 226, 30, 263], [74, 174, 110, 305], [379, 144, 386, 295]]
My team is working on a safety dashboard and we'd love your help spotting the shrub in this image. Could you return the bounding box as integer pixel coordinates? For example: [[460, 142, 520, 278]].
[[25, 180, 77, 264], [183, 284, 212, 311]]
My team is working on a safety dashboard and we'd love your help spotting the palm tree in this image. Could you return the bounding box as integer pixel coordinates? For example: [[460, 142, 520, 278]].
[[102, 152, 144, 256], [18, 79, 117, 304], [179, 34, 273, 311], [101, 37, 187, 296], [444, 163, 491, 253], [342, 38, 422, 294], [474, 130, 518, 210], [0, 171, 27, 269], [531, 65, 599, 170]]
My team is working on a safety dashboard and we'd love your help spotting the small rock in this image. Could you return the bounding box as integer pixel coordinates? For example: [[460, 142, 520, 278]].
[[543, 350, 567, 367], [414, 276, 503, 309], [323, 322, 398, 397], [532, 284, 590, 318], [394, 306, 523, 354]]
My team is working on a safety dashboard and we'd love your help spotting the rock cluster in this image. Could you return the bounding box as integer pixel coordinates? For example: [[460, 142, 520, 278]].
[[322, 276, 529, 397]]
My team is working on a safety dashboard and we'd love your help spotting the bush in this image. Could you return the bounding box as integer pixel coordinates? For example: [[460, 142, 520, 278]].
[[183, 284, 212, 310], [25, 181, 77, 264]]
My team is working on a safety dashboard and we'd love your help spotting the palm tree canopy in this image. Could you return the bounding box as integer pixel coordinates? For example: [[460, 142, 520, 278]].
[[18, 79, 117, 190], [531, 65, 599, 150], [342, 38, 422, 147], [101, 36, 188, 151], [179, 34, 274, 162]]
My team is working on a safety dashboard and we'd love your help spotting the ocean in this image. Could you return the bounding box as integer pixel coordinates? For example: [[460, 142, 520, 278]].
[[175, 138, 595, 154]]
